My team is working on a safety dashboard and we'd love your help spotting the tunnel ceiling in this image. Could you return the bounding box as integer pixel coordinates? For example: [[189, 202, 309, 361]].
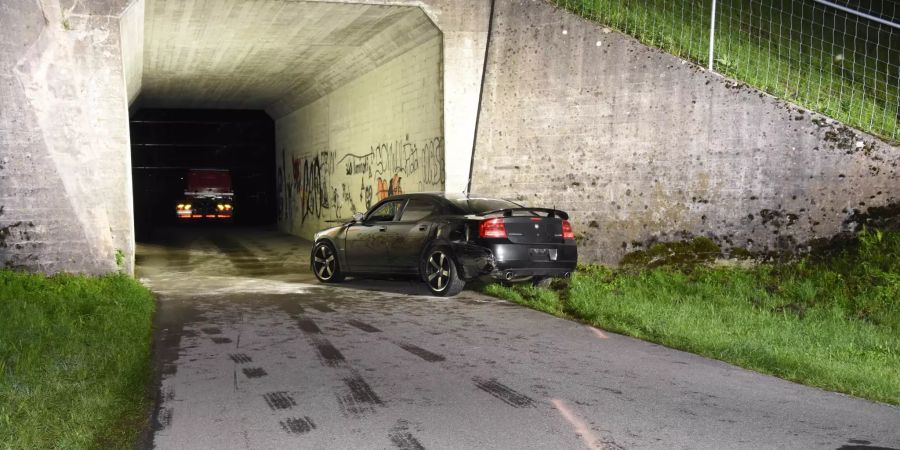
[[138, 0, 440, 117]]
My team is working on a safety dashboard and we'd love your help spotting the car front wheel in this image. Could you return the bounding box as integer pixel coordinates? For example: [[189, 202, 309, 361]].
[[423, 248, 465, 297], [312, 242, 345, 283]]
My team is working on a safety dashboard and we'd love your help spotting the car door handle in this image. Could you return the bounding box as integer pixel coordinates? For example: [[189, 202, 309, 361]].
[[377, 226, 387, 232], [418, 225, 427, 231]]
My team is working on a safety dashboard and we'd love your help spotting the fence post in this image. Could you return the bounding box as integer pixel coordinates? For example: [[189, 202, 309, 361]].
[[708, 0, 717, 71]]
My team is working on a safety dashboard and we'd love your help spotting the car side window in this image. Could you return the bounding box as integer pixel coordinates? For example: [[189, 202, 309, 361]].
[[366, 200, 403, 222], [400, 199, 439, 222]]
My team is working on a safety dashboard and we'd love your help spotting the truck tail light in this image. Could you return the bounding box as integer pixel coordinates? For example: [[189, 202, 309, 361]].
[[562, 220, 575, 240], [479, 218, 507, 238]]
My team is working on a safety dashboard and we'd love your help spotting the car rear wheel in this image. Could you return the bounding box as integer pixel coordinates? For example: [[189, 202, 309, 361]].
[[423, 248, 465, 297], [312, 242, 344, 283]]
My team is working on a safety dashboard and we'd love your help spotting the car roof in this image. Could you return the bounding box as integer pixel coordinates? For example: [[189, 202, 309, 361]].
[[387, 192, 502, 201], [379, 192, 523, 214]]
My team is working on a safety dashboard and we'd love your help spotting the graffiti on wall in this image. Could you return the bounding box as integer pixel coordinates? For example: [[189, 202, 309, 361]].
[[377, 175, 404, 201], [278, 135, 444, 227]]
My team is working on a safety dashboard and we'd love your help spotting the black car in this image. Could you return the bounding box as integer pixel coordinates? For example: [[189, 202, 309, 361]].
[[310, 193, 577, 296]]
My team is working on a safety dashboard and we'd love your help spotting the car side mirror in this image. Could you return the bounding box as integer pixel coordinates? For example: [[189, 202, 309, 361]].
[[352, 212, 365, 223]]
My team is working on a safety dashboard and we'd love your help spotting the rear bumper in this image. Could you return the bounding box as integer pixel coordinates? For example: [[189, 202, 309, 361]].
[[451, 242, 577, 281], [177, 208, 232, 219]]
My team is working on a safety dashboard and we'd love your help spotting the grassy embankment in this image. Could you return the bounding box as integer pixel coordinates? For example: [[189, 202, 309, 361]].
[[481, 229, 900, 405], [0, 271, 156, 449], [553, 0, 899, 141]]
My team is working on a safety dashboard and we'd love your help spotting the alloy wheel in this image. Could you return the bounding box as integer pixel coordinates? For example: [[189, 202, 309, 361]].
[[313, 244, 336, 281], [426, 251, 451, 292]]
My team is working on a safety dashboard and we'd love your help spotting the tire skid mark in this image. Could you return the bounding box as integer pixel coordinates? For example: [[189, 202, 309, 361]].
[[397, 343, 445, 362], [336, 374, 383, 417], [229, 353, 252, 364], [263, 391, 297, 410], [311, 303, 336, 313], [242, 367, 268, 378], [473, 377, 535, 408], [347, 319, 381, 333], [296, 317, 322, 334], [211, 337, 233, 344], [312, 337, 346, 366], [294, 316, 345, 367], [280, 416, 316, 435], [389, 420, 426, 450], [201, 326, 222, 335]]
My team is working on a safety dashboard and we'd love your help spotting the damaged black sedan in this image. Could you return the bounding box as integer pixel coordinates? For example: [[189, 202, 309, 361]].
[[310, 193, 577, 296]]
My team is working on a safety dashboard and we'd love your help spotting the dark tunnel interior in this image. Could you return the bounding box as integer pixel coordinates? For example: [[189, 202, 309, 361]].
[[130, 109, 276, 240]]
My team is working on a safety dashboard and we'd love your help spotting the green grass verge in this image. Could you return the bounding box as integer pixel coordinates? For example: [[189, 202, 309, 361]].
[[480, 229, 900, 405], [553, 0, 899, 142], [0, 271, 156, 449]]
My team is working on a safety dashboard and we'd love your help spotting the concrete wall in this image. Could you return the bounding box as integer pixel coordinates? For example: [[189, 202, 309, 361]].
[[471, 0, 899, 264], [309, 0, 492, 195], [120, 0, 143, 106], [276, 35, 444, 238], [0, 0, 135, 274]]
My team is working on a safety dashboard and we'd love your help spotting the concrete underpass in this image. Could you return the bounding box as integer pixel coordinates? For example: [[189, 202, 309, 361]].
[[3, 0, 899, 448], [132, 1, 447, 239]]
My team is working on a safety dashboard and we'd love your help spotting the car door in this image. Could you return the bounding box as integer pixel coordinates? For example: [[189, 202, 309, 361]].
[[344, 199, 405, 273], [392, 197, 441, 272]]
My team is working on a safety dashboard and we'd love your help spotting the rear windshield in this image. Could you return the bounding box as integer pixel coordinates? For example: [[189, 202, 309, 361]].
[[450, 198, 522, 214]]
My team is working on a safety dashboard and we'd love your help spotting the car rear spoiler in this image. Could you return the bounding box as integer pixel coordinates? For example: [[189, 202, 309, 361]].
[[481, 208, 569, 220]]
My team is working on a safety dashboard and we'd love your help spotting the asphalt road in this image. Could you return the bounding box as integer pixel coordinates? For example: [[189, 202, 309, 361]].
[[137, 227, 900, 450]]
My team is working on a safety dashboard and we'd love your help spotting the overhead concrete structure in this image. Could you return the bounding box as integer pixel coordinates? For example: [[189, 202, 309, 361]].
[[132, 0, 490, 196], [3, 0, 894, 275], [137, 1, 439, 113], [1, 0, 490, 275]]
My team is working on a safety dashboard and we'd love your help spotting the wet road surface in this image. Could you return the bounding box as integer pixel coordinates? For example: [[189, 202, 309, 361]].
[[138, 228, 900, 449]]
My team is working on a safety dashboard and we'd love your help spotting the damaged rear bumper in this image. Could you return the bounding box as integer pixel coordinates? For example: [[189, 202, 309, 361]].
[[450, 242, 578, 281]]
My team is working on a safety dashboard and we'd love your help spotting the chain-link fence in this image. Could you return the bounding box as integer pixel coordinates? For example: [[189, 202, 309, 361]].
[[551, 0, 900, 142]]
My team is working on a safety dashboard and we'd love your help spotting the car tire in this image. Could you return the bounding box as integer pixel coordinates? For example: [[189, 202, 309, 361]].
[[422, 247, 465, 297], [312, 241, 345, 283]]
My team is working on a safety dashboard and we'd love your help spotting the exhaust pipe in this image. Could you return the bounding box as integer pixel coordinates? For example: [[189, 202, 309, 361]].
[[505, 271, 514, 280], [564, 272, 571, 278]]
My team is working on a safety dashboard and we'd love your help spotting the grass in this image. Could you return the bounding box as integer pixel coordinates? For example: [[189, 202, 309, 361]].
[[552, 0, 900, 142], [480, 229, 900, 405], [0, 271, 156, 449]]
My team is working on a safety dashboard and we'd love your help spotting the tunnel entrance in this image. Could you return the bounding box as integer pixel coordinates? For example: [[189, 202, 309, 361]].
[[126, 1, 445, 276], [130, 109, 276, 240], [128, 0, 445, 245]]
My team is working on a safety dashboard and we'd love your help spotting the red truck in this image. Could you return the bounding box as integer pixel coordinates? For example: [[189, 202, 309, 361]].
[[175, 169, 234, 221]]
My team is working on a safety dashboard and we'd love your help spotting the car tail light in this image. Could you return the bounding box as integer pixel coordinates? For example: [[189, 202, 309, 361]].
[[562, 220, 575, 240], [479, 218, 507, 238]]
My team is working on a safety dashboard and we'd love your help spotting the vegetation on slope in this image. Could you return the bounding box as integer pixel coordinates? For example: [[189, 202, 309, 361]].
[[0, 272, 156, 449], [482, 229, 900, 405]]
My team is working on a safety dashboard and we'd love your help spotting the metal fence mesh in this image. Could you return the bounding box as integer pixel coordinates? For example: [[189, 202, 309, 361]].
[[551, 0, 900, 141]]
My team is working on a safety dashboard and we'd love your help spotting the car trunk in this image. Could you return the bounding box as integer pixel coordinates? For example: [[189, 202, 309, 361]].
[[502, 216, 565, 244]]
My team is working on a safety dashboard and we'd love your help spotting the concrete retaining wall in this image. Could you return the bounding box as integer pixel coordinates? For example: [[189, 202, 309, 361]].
[[471, 0, 899, 264], [275, 35, 445, 238], [0, 0, 134, 274]]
